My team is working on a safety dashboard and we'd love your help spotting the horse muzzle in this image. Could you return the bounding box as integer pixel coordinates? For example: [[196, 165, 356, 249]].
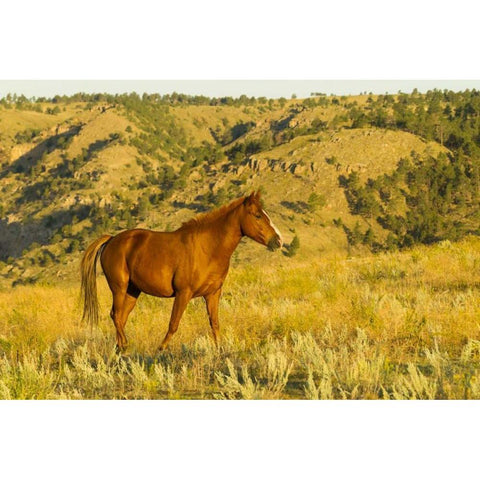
[[267, 234, 283, 251]]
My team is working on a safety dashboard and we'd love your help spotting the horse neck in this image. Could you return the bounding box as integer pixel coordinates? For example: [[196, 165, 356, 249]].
[[206, 205, 243, 259]]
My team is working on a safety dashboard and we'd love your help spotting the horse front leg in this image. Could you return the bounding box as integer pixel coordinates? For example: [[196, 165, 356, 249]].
[[159, 290, 192, 351], [204, 288, 221, 347]]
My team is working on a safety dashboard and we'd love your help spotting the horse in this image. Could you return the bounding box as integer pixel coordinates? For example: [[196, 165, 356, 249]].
[[80, 191, 283, 352]]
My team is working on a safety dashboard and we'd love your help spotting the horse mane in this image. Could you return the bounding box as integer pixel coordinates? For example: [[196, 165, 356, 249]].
[[177, 196, 246, 231]]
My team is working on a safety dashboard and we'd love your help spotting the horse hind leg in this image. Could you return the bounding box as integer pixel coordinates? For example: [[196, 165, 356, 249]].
[[111, 286, 140, 353], [110, 292, 127, 353], [110, 305, 121, 352]]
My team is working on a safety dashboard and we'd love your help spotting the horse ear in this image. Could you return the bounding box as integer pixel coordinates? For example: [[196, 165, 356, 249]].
[[244, 192, 256, 205], [255, 190, 262, 199]]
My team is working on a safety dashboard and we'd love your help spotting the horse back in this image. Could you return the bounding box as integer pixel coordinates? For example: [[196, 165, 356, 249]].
[[100, 229, 181, 297]]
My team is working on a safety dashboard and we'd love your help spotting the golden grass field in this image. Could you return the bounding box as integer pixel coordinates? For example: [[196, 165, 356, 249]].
[[2, 236, 480, 399]]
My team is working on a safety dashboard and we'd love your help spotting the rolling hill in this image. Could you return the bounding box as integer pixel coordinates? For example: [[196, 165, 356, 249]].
[[1, 89, 479, 287]]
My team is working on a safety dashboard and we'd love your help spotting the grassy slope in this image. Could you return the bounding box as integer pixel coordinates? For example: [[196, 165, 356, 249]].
[[1, 237, 480, 399]]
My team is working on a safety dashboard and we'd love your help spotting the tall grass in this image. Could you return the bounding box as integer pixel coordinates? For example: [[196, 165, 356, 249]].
[[2, 237, 480, 399]]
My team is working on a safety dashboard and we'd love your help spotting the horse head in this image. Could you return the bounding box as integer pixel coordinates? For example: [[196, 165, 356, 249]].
[[240, 191, 283, 250]]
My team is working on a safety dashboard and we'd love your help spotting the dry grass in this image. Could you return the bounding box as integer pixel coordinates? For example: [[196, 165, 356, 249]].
[[2, 237, 480, 399]]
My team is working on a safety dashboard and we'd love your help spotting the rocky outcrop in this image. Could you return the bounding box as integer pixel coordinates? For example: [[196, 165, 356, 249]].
[[231, 156, 318, 176], [222, 153, 368, 179]]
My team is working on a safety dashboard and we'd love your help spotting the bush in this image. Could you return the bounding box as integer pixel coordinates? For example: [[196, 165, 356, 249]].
[[285, 235, 300, 257], [307, 192, 326, 213]]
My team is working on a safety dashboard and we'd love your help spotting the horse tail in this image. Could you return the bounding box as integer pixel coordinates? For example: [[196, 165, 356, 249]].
[[80, 234, 112, 327]]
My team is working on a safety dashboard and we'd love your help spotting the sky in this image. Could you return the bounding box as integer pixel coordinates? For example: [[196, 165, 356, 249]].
[[1, 79, 480, 100]]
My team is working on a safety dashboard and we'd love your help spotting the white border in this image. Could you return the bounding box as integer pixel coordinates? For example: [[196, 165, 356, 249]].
[[1, 400, 480, 479], [1, 1, 480, 79]]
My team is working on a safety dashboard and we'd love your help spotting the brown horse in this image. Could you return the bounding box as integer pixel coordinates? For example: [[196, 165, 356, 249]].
[[80, 191, 283, 352]]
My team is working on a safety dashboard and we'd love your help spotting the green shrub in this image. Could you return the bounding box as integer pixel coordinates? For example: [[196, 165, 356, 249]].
[[285, 235, 300, 257]]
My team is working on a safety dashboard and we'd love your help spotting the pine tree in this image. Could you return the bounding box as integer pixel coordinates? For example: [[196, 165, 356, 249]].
[[362, 227, 375, 246]]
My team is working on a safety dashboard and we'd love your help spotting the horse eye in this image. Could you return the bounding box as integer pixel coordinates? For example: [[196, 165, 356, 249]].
[[255, 214, 262, 219]]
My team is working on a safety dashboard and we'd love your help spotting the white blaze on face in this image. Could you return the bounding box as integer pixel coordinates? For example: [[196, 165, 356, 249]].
[[262, 209, 283, 245]]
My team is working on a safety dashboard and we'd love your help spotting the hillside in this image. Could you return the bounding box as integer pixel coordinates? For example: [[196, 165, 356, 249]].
[[1, 89, 479, 287]]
